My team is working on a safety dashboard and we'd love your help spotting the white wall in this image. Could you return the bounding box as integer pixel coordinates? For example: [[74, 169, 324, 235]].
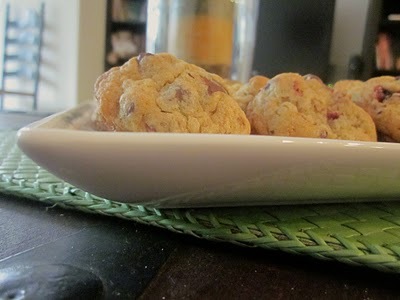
[[77, 0, 106, 105], [0, 0, 4, 82], [0, 0, 106, 112], [40, 0, 80, 112]]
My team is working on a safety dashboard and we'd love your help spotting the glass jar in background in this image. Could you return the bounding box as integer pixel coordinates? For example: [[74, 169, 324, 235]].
[[146, 0, 259, 82], [168, 0, 234, 78]]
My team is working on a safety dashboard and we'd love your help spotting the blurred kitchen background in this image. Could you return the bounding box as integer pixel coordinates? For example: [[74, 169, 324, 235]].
[[0, 0, 399, 113]]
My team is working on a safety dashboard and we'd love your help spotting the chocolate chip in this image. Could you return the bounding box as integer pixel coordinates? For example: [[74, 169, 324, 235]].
[[137, 52, 154, 63], [201, 77, 227, 95]]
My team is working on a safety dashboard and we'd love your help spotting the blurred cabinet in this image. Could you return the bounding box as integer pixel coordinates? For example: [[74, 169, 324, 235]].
[[362, 0, 400, 79], [104, 0, 147, 70]]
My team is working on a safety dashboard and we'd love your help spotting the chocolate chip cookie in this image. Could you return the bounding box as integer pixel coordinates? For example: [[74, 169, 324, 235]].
[[94, 53, 250, 134], [231, 75, 269, 111]]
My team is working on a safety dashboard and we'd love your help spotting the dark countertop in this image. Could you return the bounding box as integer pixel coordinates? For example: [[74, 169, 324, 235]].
[[1, 112, 400, 299]]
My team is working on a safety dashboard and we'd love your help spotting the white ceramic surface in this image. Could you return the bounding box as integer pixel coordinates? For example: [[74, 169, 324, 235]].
[[17, 102, 400, 208]]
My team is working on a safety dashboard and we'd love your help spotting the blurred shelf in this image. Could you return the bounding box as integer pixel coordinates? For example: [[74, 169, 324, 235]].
[[379, 20, 400, 33], [371, 69, 400, 77], [104, 0, 148, 71], [110, 21, 146, 33]]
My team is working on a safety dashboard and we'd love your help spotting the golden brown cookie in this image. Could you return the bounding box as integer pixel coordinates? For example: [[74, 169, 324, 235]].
[[231, 75, 269, 111], [246, 73, 333, 138], [247, 73, 377, 141], [334, 76, 400, 142], [94, 53, 250, 134], [333, 79, 364, 104], [327, 93, 377, 142], [223, 78, 243, 95]]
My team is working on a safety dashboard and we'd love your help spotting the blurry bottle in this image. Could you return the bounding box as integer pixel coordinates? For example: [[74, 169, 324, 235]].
[[146, 0, 259, 81], [167, 0, 234, 78]]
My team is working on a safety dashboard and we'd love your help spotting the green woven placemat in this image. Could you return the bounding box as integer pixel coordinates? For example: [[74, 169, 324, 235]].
[[2, 131, 400, 273]]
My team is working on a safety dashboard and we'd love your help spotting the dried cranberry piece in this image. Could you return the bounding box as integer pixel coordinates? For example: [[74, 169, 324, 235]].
[[327, 111, 340, 120], [374, 85, 392, 102], [293, 81, 303, 96]]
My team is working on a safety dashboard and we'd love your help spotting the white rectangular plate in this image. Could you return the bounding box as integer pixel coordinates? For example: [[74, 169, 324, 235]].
[[17, 101, 400, 208]]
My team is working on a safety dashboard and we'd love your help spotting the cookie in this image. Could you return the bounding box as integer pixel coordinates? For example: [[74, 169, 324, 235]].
[[334, 76, 400, 142], [246, 73, 332, 138], [246, 73, 377, 141], [231, 75, 269, 111], [332, 79, 364, 102], [328, 93, 377, 142], [94, 53, 250, 134], [223, 78, 243, 95]]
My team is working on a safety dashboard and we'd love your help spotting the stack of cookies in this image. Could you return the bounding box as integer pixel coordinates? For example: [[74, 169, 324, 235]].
[[93, 52, 400, 143]]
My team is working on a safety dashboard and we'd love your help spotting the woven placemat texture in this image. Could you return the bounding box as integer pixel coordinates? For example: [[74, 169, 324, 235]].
[[2, 131, 400, 273]]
